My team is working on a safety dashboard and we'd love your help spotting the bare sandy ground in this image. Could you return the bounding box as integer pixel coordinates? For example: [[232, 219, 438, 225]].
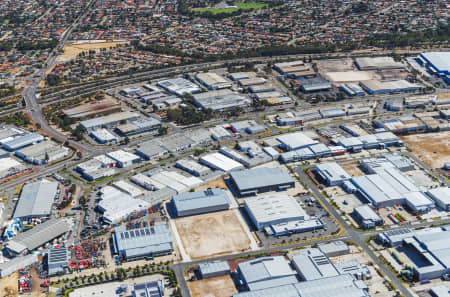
[[56, 40, 128, 63], [175, 210, 251, 260], [188, 275, 238, 297], [401, 131, 450, 168]]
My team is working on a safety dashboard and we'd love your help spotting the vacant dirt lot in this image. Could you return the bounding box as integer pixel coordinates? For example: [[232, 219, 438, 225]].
[[401, 131, 450, 168], [188, 275, 237, 297], [340, 160, 365, 177], [195, 177, 227, 191], [56, 40, 128, 63], [0, 272, 18, 297], [175, 210, 251, 260]]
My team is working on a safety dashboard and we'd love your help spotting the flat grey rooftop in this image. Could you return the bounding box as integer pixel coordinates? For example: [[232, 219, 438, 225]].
[[230, 167, 293, 191]]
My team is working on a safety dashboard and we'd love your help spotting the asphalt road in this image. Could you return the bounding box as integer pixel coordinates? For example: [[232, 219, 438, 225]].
[[22, 0, 99, 155], [295, 167, 414, 297], [171, 235, 350, 297], [11, 13, 450, 296]]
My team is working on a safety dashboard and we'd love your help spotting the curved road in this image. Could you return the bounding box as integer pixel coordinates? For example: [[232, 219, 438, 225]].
[[23, 0, 99, 154]]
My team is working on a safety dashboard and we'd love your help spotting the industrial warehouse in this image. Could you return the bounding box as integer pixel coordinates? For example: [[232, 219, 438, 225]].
[[115, 117, 161, 136], [244, 194, 325, 236], [200, 152, 244, 172], [196, 72, 232, 90], [5, 219, 70, 256], [233, 248, 371, 297], [14, 140, 69, 164], [316, 160, 440, 211], [172, 189, 231, 217], [47, 246, 70, 276], [80, 111, 140, 131], [378, 226, 450, 281], [113, 223, 173, 261], [97, 186, 149, 224], [193, 89, 252, 111], [229, 167, 294, 196], [13, 180, 58, 220], [2, 132, 44, 151], [277, 132, 318, 151], [418, 52, 450, 77], [156, 78, 202, 96]]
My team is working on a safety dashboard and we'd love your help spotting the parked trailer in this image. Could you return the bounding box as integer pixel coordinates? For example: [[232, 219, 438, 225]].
[[389, 214, 399, 224]]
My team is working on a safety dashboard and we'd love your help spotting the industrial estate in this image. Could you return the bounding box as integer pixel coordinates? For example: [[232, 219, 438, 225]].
[[0, 1, 449, 297]]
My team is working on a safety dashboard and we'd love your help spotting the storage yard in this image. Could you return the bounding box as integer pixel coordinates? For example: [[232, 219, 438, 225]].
[[187, 274, 238, 297], [174, 210, 252, 260], [401, 131, 450, 168]]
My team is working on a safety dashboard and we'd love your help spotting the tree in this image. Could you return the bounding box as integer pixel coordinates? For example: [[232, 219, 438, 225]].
[[76, 151, 82, 159], [72, 125, 86, 141], [94, 93, 104, 100], [158, 125, 168, 135]]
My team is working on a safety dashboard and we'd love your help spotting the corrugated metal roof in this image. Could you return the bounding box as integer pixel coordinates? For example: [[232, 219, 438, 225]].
[[428, 187, 450, 205], [429, 285, 450, 297], [2, 133, 44, 150], [230, 167, 293, 191], [14, 180, 58, 219], [292, 248, 339, 281], [244, 194, 307, 228], [7, 219, 70, 253], [114, 223, 172, 257], [316, 163, 351, 183], [318, 240, 349, 256], [238, 256, 297, 284], [276, 132, 318, 150], [80, 111, 139, 129], [199, 261, 230, 275], [233, 274, 370, 297], [173, 189, 230, 213], [48, 246, 69, 265], [354, 205, 381, 222]]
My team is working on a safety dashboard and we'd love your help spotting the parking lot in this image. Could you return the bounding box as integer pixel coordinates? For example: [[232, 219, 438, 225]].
[[254, 194, 341, 248]]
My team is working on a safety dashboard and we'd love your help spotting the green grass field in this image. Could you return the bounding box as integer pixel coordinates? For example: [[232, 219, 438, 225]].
[[192, 2, 268, 14]]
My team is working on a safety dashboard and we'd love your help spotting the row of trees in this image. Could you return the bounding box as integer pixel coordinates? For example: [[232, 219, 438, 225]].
[[47, 74, 63, 86], [136, 23, 449, 64], [366, 24, 450, 49], [0, 39, 59, 52], [0, 84, 16, 98], [0, 112, 30, 127]]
